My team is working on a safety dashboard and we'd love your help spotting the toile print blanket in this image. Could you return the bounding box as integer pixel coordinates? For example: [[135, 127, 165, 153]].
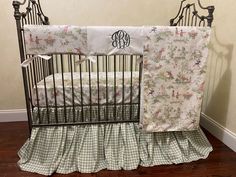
[[140, 26, 211, 132], [23, 25, 211, 132]]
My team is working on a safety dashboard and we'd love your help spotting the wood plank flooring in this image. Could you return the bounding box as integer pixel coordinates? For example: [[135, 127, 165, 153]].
[[0, 122, 235, 177]]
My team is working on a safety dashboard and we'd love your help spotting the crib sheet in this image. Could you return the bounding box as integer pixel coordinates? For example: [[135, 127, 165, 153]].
[[33, 72, 139, 106]]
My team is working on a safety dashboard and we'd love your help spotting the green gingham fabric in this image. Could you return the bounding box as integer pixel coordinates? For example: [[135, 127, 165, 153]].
[[18, 123, 212, 175]]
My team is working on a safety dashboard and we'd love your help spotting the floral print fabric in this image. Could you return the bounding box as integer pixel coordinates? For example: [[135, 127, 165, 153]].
[[140, 26, 211, 132], [24, 25, 144, 56], [33, 72, 139, 106], [24, 25, 87, 55]]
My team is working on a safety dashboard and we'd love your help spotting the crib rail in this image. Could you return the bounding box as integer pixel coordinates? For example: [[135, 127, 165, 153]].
[[170, 0, 214, 27], [25, 54, 142, 126]]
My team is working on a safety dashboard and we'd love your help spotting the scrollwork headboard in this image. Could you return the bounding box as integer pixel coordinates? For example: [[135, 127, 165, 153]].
[[170, 0, 215, 27]]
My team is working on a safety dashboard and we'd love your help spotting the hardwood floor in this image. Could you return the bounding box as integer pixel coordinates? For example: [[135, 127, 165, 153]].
[[0, 122, 235, 177]]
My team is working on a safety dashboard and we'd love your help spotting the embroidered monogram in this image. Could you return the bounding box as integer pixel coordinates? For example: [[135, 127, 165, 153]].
[[111, 30, 130, 49]]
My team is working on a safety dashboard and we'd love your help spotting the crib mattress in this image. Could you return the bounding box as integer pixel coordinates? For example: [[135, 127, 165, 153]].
[[33, 72, 140, 106]]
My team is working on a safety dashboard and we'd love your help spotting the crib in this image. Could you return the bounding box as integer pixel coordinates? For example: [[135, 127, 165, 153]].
[[13, 0, 215, 175], [13, 0, 214, 133]]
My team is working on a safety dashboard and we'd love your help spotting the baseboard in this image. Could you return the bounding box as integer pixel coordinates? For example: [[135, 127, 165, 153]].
[[200, 113, 236, 152], [0, 109, 27, 122]]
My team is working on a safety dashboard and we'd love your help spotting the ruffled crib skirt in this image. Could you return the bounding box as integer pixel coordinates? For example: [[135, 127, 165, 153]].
[[18, 123, 212, 175]]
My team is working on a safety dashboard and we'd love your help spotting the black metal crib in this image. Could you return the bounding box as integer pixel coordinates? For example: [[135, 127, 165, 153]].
[[13, 0, 215, 134]]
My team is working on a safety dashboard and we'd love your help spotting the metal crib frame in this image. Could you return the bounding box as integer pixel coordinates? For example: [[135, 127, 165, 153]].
[[13, 0, 214, 134]]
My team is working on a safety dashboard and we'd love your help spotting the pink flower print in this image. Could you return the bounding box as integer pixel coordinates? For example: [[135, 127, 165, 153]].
[[115, 91, 120, 97], [143, 59, 149, 66], [156, 48, 165, 59], [44, 35, 55, 46], [156, 64, 162, 70], [181, 75, 191, 82], [155, 109, 161, 117], [199, 81, 205, 91], [182, 92, 193, 99], [189, 31, 198, 39], [63, 26, 69, 33]]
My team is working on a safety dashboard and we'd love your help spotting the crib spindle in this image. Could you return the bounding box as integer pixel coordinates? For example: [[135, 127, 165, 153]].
[[51, 57, 58, 123], [113, 55, 117, 121], [79, 55, 84, 122], [60, 54, 67, 123], [96, 56, 100, 122], [105, 56, 109, 121], [130, 56, 133, 120], [88, 59, 92, 122], [42, 59, 50, 124], [122, 55, 125, 120], [69, 55, 76, 123]]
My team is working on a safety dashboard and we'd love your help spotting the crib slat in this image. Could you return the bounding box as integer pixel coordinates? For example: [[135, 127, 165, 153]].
[[51, 57, 58, 123], [113, 55, 117, 121], [26, 65, 32, 107], [29, 63, 35, 107], [130, 55, 133, 120], [105, 56, 109, 121], [60, 54, 67, 123], [32, 60, 41, 123], [88, 59, 92, 122], [97, 56, 100, 122], [55, 55, 59, 73], [42, 59, 50, 124], [69, 55, 75, 123], [79, 55, 84, 122], [122, 55, 125, 120]]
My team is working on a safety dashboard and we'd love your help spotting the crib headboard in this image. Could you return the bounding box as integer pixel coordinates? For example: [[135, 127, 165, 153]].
[[13, 0, 49, 61], [13, 0, 50, 131], [170, 0, 215, 27]]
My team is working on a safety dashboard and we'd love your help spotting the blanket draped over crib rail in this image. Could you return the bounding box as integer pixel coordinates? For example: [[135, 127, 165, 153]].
[[23, 25, 211, 132], [141, 26, 211, 132]]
